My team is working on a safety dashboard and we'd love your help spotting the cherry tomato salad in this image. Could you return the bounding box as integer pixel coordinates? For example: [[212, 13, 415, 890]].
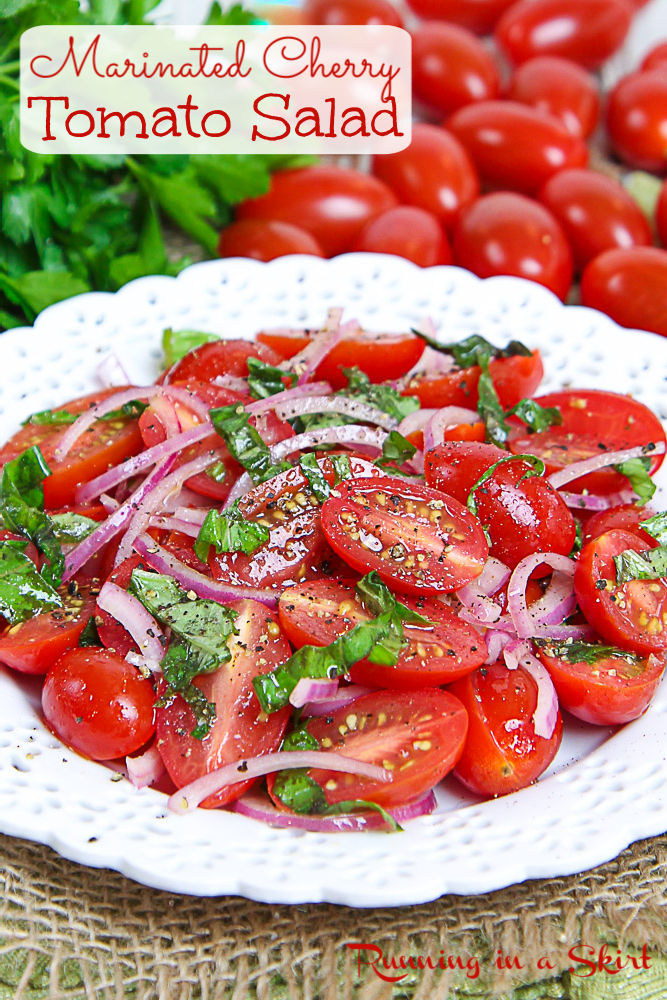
[[1, 315, 666, 832]]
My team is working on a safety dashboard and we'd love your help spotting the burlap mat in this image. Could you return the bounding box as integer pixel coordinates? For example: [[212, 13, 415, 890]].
[[1, 830, 667, 1000]]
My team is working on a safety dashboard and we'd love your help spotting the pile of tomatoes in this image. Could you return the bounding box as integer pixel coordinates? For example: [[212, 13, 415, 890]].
[[218, 0, 667, 338]]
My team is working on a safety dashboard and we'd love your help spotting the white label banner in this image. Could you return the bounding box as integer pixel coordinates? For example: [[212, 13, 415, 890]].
[[20, 24, 412, 154]]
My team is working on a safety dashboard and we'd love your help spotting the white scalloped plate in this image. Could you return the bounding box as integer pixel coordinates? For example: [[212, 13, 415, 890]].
[[1, 255, 666, 906]]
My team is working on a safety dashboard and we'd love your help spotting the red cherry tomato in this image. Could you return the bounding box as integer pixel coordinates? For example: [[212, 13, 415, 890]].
[[508, 389, 666, 493], [216, 220, 324, 261], [495, 0, 632, 70], [371, 124, 479, 231], [606, 71, 667, 173], [0, 577, 99, 675], [412, 22, 501, 117], [450, 661, 563, 797], [321, 476, 489, 594], [163, 338, 280, 384], [641, 42, 667, 74], [300, 688, 469, 808], [538, 169, 652, 273], [405, 0, 516, 35], [302, 0, 403, 24], [278, 578, 487, 688], [507, 56, 600, 138], [583, 504, 657, 545], [448, 101, 588, 195], [350, 206, 452, 267], [139, 381, 245, 448], [402, 350, 544, 410], [236, 167, 398, 256], [538, 642, 664, 726], [574, 529, 667, 655], [42, 648, 155, 761], [453, 192, 573, 300], [580, 247, 667, 339], [657, 180, 667, 247], [156, 600, 291, 806], [425, 441, 576, 568]]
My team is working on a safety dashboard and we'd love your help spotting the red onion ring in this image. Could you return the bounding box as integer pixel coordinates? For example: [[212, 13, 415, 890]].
[[302, 684, 375, 717], [270, 425, 388, 462], [212, 374, 250, 393], [247, 381, 332, 417], [397, 409, 437, 439], [146, 394, 181, 439], [232, 788, 437, 831], [271, 395, 398, 431], [506, 553, 577, 639], [167, 750, 392, 813], [126, 742, 165, 789], [485, 630, 513, 664], [173, 506, 208, 525], [548, 442, 665, 491], [503, 639, 559, 740], [289, 677, 339, 708], [97, 581, 166, 663], [148, 515, 201, 537], [559, 490, 636, 511], [423, 406, 480, 451]]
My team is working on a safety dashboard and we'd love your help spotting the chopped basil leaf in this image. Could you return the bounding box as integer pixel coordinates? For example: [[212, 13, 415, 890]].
[[23, 400, 147, 426], [570, 520, 583, 558], [0, 447, 64, 587], [340, 367, 419, 422], [533, 638, 642, 666], [283, 727, 320, 752], [206, 461, 227, 483], [614, 456, 656, 506], [247, 357, 295, 400], [299, 454, 331, 503], [78, 615, 102, 648], [640, 511, 667, 546], [162, 327, 218, 367], [193, 504, 269, 561], [0, 540, 62, 625], [356, 571, 431, 627], [613, 547, 667, 584], [210, 403, 291, 485], [50, 512, 99, 543], [130, 569, 239, 738], [323, 799, 401, 832], [476, 353, 510, 448], [466, 453, 545, 520], [411, 331, 531, 370], [506, 399, 563, 435], [330, 453, 352, 484], [375, 430, 417, 473], [294, 411, 351, 435]]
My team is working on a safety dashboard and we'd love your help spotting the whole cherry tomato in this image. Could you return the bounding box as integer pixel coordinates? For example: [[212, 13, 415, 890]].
[[657, 180, 667, 247], [453, 192, 573, 300], [350, 206, 452, 266], [302, 0, 403, 24], [641, 42, 667, 73], [581, 247, 667, 338], [405, 0, 516, 35], [236, 167, 398, 256], [371, 124, 479, 231], [412, 22, 501, 117], [538, 169, 652, 272], [606, 71, 667, 173], [217, 220, 324, 261], [496, 0, 632, 70], [447, 101, 588, 195], [507, 56, 600, 138]]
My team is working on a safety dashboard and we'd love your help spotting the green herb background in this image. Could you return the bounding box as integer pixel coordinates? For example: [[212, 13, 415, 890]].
[[0, 0, 312, 331]]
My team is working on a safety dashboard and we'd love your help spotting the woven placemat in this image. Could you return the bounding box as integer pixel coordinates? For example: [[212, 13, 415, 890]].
[[1, 831, 667, 999]]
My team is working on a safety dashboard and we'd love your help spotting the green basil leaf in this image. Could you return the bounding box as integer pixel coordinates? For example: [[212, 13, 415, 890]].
[[0, 539, 62, 625], [614, 456, 656, 506], [613, 547, 667, 584], [193, 504, 269, 562], [340, 367, 419, 422], [247, 357, 295, 400], [476, 353, 510, 448], [640, 511, 667, 546], [206, 461, 227, 484], [210, 403, 291, 485], [298, 454, 331, 503], [162, 327, 218, 367], [23, 400, 147, 426], [78, 615, 102, 648], [355, 571, 431, 626], [272, 770, 326, 813], [506, 399, 563, 435], [50, 512, 99, 543], [325, 799, 401, 832], [375, 430, 417, 472], [154, 644, 217, 741], [330, 453, 352, 484], [533, 637, 643, 667], [0, 446, 64, 586], [412, 331, 531, 370]]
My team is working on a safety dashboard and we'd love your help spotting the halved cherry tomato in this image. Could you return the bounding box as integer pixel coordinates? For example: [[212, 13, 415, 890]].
[[575, 529, 667, 656], [42, 648, 155, 761], [402, 350, 544, 411], [450, 661, 563, 797], [495, 0, 632, 70], [425, 441, 576, 568], [139, 381, 246, 448], [299, 688, 468, 808], [538, 169, 652, 273], [156, 599, 291, 807], [453, 192, 573, 300], [642, 42, 667, 74], [405, 0, 515, 35], [448, 101, 588, 195], [236, 167, 398, 257], [507, 389, 666, 494], [537, 642, 664, 726], [258, 327, 425, 389], [580, 247, 667, 339], [350, 207, 452, 267], [302, 0, 404, 25], [412, 22, 501, 117], [163, 339, 281, 384], [321, 476, 488, 594], [371, 124, 479, 231], [217, 220, 325, 261], [583, 504, 657, 545], [278, 578, 487, 687], [507, 56, 600, 139], [606, 70, 667, 173]]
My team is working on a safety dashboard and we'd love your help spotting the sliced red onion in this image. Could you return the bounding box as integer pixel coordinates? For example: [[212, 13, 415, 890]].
[[287, 313, 358, 385], [173, 506, 208, 525], [55, 385, 209, 460], [133, 533, 278, 608], [126, 743, 165, 789], [270, 425, 388, 462], [468, 557, 511, 597], [99, 493, 119, 513], [303, 684, 375, 717], [503, 639, 559, 740], [289, 677, 339, 708], [423, 406, 480, 451], [75, 424, 212, 504], [507, 552, 577, 639], [485, 630, 513, 664], [396, 346, 456, 391], [166, 487, 214, 510], [559, 490, 636, 511], [64, 457, 176, 581], [222, 471, 253, 510], [168, 750, 392, 813], [148, 515, 201, 537], [232, 788, 437, 831], [146, 394, 181, 439], [115, 451, 222, 566], [125, 650, 163, 676], [247, 381, 332, 417], [397, 408, 436, 439], [548, 442, 666, 491], [96, 352, 130, 387], [456, 558, 511, 626], [212, 374, 250, 393], [271, 395, 398, 431], [97, 581, 166, 663]]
